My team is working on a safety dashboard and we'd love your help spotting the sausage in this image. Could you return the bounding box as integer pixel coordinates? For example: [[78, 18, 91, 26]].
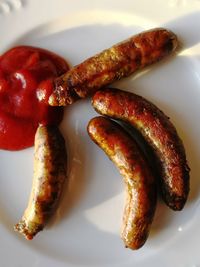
[[92, 88, 190, 211], [14, 125, 67, 240], [49, 28, 178, 106], [87, 116, 157, 249]]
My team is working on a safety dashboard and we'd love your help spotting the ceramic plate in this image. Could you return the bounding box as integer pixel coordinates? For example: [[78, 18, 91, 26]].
[[0, 0, 200, 266]]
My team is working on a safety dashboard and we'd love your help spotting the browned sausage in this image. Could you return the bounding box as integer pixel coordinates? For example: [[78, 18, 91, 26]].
[[14, 125, 67, 240], [49, 28, 178, 106], [87, 116, 157, 249], [92, 88, 190, 211]]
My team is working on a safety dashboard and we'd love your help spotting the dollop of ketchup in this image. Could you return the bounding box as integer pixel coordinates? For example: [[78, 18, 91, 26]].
[[0, 46, 69, 150]]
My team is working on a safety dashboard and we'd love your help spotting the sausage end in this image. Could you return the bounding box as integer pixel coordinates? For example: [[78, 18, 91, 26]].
[[14, 219, 43, 240]]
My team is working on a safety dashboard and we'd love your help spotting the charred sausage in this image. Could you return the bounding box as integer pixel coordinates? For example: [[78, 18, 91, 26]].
[[49, 28, 178, 106], [92, 88, 190, 211], [14, 125, 67, 240], [87, 116, 157, 249]]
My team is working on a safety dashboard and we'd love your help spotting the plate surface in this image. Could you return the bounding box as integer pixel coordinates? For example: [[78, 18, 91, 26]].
[[0, 1, 200, 266]]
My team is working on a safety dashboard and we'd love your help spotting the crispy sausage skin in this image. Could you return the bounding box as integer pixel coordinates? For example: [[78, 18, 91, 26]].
[[92, 88, 190, 211], [49, 28, 178, 106], [14, 125, 67, 240], [87, 116, 157, 249]]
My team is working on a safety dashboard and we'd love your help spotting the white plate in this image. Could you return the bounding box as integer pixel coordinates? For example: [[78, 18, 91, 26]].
[[0, 0, 200, 266]]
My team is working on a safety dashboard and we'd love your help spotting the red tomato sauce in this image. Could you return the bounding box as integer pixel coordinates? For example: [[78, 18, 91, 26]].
[[0, 46, 69, 150]]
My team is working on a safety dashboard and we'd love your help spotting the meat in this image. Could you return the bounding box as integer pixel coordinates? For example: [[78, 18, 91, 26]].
[[14, 124, 67, 239], [87, 116, 157, 249], [49, 28, 178, 106], [92, 88, 190, 210]]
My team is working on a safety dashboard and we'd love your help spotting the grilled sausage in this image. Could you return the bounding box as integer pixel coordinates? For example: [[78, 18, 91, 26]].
[[49, 28, 178, 106], [87, 116, 157, 249], [14, 125, 67, 240], [92, 88, 190, 211]]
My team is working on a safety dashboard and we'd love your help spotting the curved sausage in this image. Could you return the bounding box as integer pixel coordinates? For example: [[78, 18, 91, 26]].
[[14, 124, 67, 240], [49, 28, 178, 106], [92, 88, 190, 211], [87, 116, 157, 249]]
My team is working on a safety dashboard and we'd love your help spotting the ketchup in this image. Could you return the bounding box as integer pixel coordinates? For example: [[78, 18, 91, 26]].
[[0, 46, 69, 150]]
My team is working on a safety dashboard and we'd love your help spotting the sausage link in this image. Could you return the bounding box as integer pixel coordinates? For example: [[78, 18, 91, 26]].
[[14, 125, 67, 240], [92, 88, 190, 211], [49, 28, 178, 106], [87, 116, 157, 249]]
